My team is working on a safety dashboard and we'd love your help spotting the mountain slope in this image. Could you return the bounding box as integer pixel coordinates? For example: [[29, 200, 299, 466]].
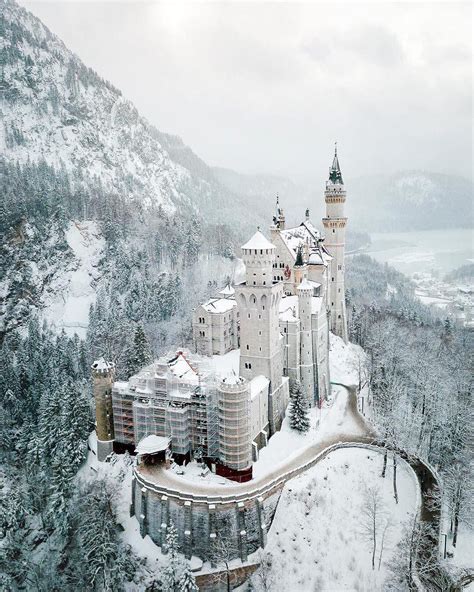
[[1, 0, 262, 230]]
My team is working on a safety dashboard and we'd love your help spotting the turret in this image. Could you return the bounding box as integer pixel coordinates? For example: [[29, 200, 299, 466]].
[[241, 229, 276, 287], [272, 194, 285, 230], [322, 143, 348, 342], [217, 376, 252, 480], [293, 244, 307, 288], [92, 358, 115, 461], [297, 279, 315, 405]]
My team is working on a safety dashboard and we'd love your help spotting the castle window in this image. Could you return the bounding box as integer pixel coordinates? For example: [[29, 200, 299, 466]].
[[246, 344, 249, 350], [249, 363, 252, 369], [263, 281, 266, 285], [332, 277, 334, 282], [338, 264, 342, 270], [338, 314, 341, 319], [333, 229, 335, 233], [338, 288, 341, 293], [259, 331, 262, 335]]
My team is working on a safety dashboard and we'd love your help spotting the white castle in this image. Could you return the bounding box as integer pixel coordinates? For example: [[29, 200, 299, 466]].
[[93, 147, 348, 485]]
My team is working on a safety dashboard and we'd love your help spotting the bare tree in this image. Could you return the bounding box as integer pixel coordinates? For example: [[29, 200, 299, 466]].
[[209, 518, 240, 592], [359, 484, 385, 570], [377, 516, 393, 570], [250, 550, 275, 592]]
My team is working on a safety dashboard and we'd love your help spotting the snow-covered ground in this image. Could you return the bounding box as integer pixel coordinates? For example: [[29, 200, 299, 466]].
[[41, 221, 104, 337], [255, 447, 419, 591]]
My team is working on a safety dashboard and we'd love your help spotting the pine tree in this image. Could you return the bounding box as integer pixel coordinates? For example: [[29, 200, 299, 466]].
[[161, 521, 184, 592], [289, 381, 310, 433], [178, 566, 198, 592], [126, 324, 152, 378]]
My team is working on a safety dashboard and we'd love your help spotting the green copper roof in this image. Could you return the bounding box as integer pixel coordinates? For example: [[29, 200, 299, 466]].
[[329, 144, 344, 184]]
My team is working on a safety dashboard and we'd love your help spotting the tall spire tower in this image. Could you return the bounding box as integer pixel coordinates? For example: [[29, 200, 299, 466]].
[[322, 144, 348, 342]]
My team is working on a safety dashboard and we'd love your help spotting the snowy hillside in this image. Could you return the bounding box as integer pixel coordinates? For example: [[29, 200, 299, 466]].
[[258, 447, 419, 591], [1, 0, 263, 229], [41, 221, 104, 338], [1, 0, 193, 211]]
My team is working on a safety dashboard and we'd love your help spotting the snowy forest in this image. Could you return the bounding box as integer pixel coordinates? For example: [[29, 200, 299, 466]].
[[1, 0, 472, 589]]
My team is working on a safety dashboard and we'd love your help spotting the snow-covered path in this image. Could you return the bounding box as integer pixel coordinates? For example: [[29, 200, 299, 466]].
[[137, 385, 376, 497]]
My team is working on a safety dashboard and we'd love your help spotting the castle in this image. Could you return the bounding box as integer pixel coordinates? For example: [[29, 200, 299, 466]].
[[92, 147, 348, 486]]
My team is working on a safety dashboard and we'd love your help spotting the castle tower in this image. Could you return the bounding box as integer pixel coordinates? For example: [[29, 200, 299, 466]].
[[235, 230, 284, 433], [297, 279, 316, 405], [293, 245, 307, 289], [91, 358, 115, 461], [217, 376, 252, 482], [322, 144, 348, 342], [272, 194, 285, 230]]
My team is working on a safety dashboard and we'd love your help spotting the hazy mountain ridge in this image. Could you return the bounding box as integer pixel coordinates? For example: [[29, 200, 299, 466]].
[[348, 171, 473, 232]]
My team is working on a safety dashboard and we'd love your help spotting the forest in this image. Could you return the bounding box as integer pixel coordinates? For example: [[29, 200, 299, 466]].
[[0, 130, 471, 592]]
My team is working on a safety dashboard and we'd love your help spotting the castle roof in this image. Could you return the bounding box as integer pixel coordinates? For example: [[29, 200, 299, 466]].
[[201, 297, 236, 314], [242, 230, 275, 251], [328, 143, 344, 185], [279, 222, 321, 260], [297, 278, 313, 291], [91, 357, 114, 371], [219, 284, 235, 297], [135, 435, 170, 455]]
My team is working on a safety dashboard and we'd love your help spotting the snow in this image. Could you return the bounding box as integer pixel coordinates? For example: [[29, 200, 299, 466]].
[[201, 297, 236, 313], [329, 333, 367, 387], [297, 278, 313, 291], [241, 230, 276, 251], [41, 221, 104, 338], [256, 447, 419, 591], [92, 357, 114, 371], [218, 284, 235, 297], [168, 353, 199, 382], [252, 384, 367, 479], [211, 348, 240, 378], [250, 375, 270, 397], [135, 435, 170, 454]]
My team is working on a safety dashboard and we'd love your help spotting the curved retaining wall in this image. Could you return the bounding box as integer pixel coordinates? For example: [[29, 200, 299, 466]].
[[131, 437, 374, 561]]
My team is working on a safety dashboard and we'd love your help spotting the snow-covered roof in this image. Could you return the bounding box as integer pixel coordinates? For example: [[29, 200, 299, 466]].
[[279, 306, 298, 323], [250, 375, 270, 397], [211, 349, 240, 379], [219, 284, 235, 297], [242, 230, 276, 251], [297, 278, 313, 291], [278, 293, 323, 318], [279, 222, 321, 261], [168, 353, 199, 383], [201, 297, 236, 314], [91, 357, 114, 371], [135, 435, 170, 455]]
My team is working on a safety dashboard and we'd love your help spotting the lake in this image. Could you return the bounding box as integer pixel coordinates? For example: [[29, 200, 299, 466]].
[[364, 228, 473, 277]]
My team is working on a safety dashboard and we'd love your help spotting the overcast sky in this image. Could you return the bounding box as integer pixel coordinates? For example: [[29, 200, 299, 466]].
[[21, 0, 473, 181]]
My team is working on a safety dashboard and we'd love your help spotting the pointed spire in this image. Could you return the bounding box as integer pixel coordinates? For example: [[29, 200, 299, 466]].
[[329, 142, 343, 184]]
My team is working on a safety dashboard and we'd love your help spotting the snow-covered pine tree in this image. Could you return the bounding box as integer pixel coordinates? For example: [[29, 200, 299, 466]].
[[178, 565, 199, 592], [161, 521, 184, 592], [126, 323, 152, 378], [289, 381, 310, 433]]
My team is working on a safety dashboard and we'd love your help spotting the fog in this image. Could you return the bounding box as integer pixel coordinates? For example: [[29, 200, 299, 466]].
[[21, 0, 472, 180]]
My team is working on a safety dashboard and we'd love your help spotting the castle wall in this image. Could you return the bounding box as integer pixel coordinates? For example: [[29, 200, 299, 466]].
[[132, 471, 284, 562]]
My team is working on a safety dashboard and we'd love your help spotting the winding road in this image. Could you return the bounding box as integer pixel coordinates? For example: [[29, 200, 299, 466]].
[[136, 385, 377, 499]]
